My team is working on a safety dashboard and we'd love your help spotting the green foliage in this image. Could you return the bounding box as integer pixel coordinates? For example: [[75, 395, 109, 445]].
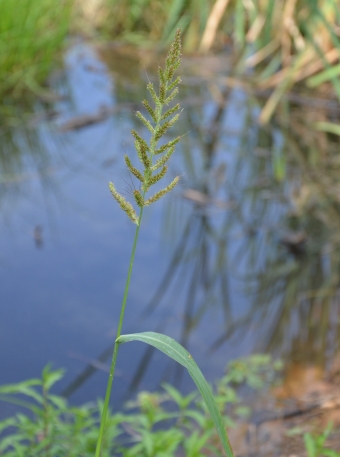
[[104, 0, 209, 49], [304, 424, 340, 457], [315, 122, 340, 137], [0, 365, 122, 457], [223, 354, 283, 389], [117, 331, 234, 457], [0, 355, 281, 456], [0, 0, 73, 101], [102, 0, 340, 124]]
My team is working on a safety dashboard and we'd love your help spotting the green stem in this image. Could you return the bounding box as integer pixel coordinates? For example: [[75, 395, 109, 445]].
[[95, 75, 168, 457], [95, 206, 144, 457]]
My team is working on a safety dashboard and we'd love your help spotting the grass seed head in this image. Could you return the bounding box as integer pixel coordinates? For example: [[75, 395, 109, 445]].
[[109, 182, 139, 225], [108, 30, 182, 222]]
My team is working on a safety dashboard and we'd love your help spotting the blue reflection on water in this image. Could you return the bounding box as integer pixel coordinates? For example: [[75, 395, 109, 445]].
[[0, 42, 303, 416]]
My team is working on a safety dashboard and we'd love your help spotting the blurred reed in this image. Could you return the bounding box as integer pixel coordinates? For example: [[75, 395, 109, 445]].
[[102, 0, 340, 123]]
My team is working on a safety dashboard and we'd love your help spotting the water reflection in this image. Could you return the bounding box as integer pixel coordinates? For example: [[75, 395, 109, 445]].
[[1, 42, 340, 411]]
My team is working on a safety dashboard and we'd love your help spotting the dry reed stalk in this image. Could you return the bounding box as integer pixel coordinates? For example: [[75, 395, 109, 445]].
[[281, 0, 298, 67], [245, 39, 280, 68], [199, 0, 231, 53], [259, 51, 311, 124], [259, 47, 340, 89], [295, 48, 340, 83], [246, 14, 266, 43], [258, 47, 315, 89]]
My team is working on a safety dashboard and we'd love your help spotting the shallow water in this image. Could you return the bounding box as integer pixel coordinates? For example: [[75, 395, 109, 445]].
[[1, 42, 339, 416]]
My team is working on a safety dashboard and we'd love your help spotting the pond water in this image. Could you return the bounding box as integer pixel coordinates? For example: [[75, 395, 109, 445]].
[[1, 42, 340, 417]]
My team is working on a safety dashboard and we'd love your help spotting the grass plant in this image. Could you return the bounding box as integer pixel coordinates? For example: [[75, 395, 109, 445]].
[[95, 29, 234, 457], [0, 0, 73, 101]]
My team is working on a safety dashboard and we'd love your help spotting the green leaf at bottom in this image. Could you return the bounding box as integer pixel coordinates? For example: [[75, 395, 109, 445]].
[[116, 331, 234, 457]]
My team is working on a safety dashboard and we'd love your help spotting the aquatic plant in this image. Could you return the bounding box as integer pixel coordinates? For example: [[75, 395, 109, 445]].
[[95, 29, 234, 457]]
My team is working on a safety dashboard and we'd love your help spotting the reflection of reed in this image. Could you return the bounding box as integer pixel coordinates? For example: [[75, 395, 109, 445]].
[[229, 101, 340, 366]]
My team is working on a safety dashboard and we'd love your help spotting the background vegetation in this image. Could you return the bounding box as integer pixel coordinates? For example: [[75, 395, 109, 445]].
[[0, 357, 281, 456], [0, 0, 73, 102], [103, 0, 340, 123], [3, 0, 340, 128]]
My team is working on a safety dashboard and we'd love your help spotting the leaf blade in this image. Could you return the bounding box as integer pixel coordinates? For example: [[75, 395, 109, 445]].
[[116, 331, 234, 457], [314, 121, 340, 136]]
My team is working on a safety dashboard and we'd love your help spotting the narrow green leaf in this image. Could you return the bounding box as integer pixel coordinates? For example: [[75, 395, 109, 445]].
[[307, 64, 340, 88], [315, 121, 340, 136], [116, 331, 234, 457], [162, 0, 186, 42], [235, 0, 245, 47], [42, 366, 65, 391], [304, 433, 316, 457]]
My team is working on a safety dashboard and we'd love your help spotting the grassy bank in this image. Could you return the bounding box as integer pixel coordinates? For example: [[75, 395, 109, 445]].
[[102, 0, 340, 123], [0, 0, 73, 102]]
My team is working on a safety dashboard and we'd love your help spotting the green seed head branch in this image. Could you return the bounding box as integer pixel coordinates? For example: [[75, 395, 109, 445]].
[[109, 29, 183, 225]]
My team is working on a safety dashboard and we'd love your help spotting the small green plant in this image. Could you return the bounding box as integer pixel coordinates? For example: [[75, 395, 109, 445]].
[[304, 424, 340, 457], [0, 365, 123, 456], [0, 356, 279, 455], [95, 29, 234, 457]]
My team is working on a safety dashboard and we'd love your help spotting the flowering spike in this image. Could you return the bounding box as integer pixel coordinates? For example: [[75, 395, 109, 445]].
[[154, 114, 180, 142], [131, 130, 150, 152], [159, 83, 166, 104], [144, 176, 180, 206], [147, 82, 160, 106], [133, 190, 144, 208], [164, 88, 179, 105], [146, 166, 168, 189], [155, 136, 182, 155], [124, 155, 144, 182], [109, 30, 183, 223], [158, 67, 166, 85], [167, 76, 181, 92], [139, 145, 151, 169], [109, 182, 139, 225], [161, 103, 180, 121], [142, 100, 157, 123], [136, 111, 154, 133], [151, 147, 175, 171], [165, 29, 182, 81]]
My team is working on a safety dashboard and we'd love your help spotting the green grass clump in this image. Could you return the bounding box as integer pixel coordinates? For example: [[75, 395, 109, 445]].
[[0, 0, 73, 101]]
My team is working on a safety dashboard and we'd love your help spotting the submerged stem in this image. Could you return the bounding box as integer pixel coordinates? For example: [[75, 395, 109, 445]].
[[95, 207, 144, 457]]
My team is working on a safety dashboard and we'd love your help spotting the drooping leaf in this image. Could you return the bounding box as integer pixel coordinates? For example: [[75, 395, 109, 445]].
[[307, 64, 340, 88], [116, 331, 234, 457], [314, 121, 340, 136]]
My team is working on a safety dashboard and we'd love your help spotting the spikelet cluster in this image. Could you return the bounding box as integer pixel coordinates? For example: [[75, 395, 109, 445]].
[[109, 29, 182, 225]]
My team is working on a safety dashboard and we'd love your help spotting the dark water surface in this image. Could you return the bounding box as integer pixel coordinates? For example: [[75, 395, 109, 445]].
[[1, 42, 339, 416]]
